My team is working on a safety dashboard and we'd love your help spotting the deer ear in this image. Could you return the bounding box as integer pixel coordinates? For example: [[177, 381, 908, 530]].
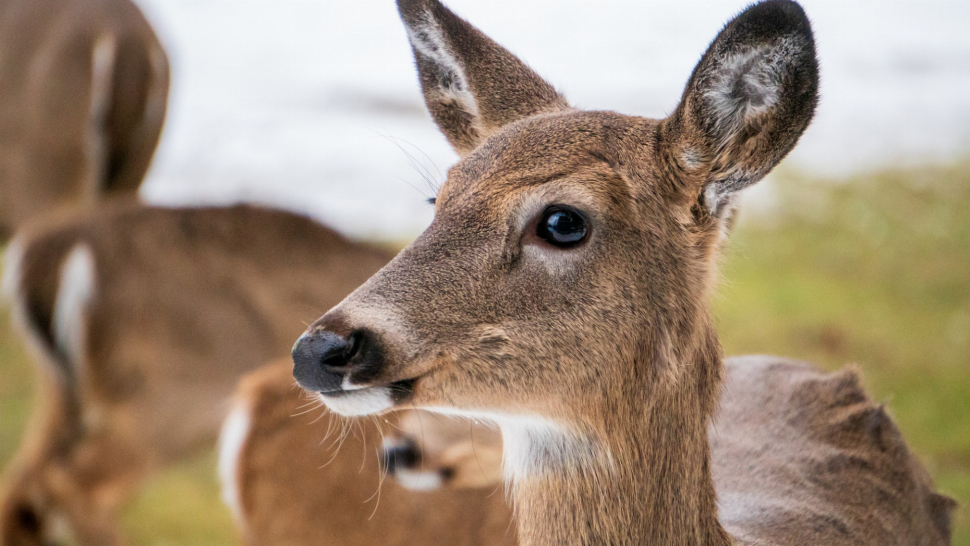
[[397, 0, 569, 156], [661, 0, 819, 214]]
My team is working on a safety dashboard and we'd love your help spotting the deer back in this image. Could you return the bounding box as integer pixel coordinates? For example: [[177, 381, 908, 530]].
[[0, 0, 169, 239], [714, 356, 956, 546]]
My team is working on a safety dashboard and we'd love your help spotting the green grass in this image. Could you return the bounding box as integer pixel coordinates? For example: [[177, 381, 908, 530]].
[[1, 161, 968, 544], [0, 288, 32, 467]]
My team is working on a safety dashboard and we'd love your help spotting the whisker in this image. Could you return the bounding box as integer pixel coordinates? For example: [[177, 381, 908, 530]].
[[382, 132, 446, 187], [372, 129, 444, 200], [470, 419, 490, 484]]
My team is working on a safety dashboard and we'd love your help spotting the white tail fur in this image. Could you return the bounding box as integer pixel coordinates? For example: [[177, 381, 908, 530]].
[[52, 244, 96, 377], [217, 397, 252, 533]]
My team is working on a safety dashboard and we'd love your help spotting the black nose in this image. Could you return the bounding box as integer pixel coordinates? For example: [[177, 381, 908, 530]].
[[381, 438, 421, 474], [292, 330, 359, 392]]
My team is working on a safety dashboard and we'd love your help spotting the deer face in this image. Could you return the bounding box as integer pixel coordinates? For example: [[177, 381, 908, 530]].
[[1, 427, 138, 546], [382, 412, 502, 491], [294, 0, 818, 455]]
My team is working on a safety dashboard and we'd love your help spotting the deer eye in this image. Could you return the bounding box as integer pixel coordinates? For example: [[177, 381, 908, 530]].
[[536, 206, 588, 248]]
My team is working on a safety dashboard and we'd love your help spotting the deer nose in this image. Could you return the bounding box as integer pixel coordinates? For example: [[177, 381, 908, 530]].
[[292, 329, 360, 392]]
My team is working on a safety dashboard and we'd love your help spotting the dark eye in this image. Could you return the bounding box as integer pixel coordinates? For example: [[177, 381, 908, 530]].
[[536, 206, 588, 248]]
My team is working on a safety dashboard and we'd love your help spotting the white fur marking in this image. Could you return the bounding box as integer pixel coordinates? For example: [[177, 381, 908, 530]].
[[497, 416, 609, 483], [422, 407, 607, 483], [680, 148, 703, 169], [700, 38, 805, 210], [144, 44, 168, 126], [395, 469, 444, 492], [341, 376, 368, 391], [704, 37, 804, 148], [47, 510, 77, 545], [86, 34, 118, 199], [1, 237, 24, 303], [319, 388, 394, 417], [405, 9, 480, 120], [218, 400, 251, 529], [52, 244, 96, 369], [704, 184, 725, 214], [705, 45, 780, 142]]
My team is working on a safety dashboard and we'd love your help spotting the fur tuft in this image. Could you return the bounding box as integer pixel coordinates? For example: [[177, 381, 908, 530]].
[[52, 244, 97, 376], [1, 237, 25, 304], [218, 398, 252, 532]]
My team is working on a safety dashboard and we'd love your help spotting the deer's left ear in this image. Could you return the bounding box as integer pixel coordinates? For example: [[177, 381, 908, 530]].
[[660, 0, 819, 214]]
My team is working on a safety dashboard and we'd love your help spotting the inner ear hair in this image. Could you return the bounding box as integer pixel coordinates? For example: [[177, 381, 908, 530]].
[[397, 0, 568, 156], [664, 0, 819, 213]]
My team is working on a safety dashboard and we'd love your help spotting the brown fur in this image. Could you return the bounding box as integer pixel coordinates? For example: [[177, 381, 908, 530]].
[[227, 360, 515, 546], [315, 356, 959, 544], [0, 200, 390, 546], [0, 0, 169, 239], [295, 1, 954, 545], [715, 356, 957, 545]]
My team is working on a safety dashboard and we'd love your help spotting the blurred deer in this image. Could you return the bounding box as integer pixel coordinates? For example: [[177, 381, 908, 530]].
[[219, 360, 514, 546], [381, 411, 503, 492], [0, 201, 390, 546], [0, 0, 169, 239], [293, 0, 957, 545]]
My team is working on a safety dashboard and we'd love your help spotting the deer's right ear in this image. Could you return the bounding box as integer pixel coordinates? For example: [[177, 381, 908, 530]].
[[661, 0, 819, 215], [397, 0, 569, 156]]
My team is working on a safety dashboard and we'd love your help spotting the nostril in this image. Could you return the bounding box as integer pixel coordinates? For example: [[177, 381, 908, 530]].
[[292, 327, 379, 393], [337, 331, 364, 366], [292, 330, 355, 393], [295, 330, 353, 369], [319, 330, 366, 369]]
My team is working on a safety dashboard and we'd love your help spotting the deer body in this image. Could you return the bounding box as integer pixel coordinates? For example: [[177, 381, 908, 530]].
[[220, 360, 515, 546], [0, 201, 390, 545], [713, 356, 954, 545], [292, 1, 956, 545], [0, 0, 168, 239]]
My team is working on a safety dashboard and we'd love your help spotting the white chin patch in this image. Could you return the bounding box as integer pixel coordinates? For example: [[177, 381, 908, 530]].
[[394, 469, 443, 492], [341, 376, 368, 391], [319, 388, 394, 416]]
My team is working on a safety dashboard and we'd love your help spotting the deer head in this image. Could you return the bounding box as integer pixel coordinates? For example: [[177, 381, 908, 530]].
[[381, 411, 503, 491], [293, 1, 817, 543], [0, 429, 136, 546]]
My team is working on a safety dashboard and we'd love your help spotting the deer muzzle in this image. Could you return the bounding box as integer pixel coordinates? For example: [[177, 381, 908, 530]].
[[291, 324, 416, 416]]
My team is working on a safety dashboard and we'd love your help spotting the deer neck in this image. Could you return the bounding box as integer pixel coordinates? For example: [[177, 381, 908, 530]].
[[503, 336, 731, 546]]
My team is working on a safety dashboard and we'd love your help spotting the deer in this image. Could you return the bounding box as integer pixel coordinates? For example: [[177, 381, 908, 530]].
[[0, 0, 169, 240], [291, 1, 958, 545], [0, 200, 392, 546], [219, 358, 514, 546], [382, 406, 503, 492]]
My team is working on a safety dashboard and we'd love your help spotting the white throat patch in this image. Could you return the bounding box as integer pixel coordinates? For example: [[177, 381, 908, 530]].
[[423, 407, 607, 484]]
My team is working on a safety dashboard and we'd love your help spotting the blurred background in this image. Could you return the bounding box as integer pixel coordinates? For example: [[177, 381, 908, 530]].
[[1, 0, 968, 544]]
